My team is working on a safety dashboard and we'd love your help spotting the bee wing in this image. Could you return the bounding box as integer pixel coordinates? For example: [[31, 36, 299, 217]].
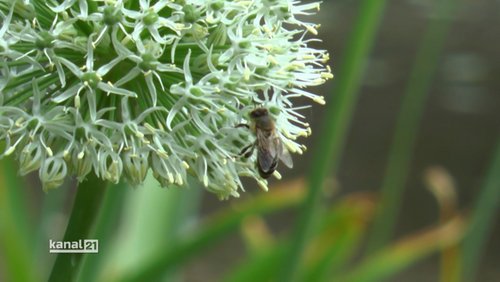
[[257, 130, 278, 173], [278, 140, 294, 169]]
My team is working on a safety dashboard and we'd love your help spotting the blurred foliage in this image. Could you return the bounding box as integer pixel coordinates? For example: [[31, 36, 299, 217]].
[[1, 0, 499, 281], [366, 0, 461, 255]]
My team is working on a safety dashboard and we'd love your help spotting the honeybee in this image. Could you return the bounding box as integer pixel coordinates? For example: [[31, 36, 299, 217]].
[[239, 108, 293, 178]]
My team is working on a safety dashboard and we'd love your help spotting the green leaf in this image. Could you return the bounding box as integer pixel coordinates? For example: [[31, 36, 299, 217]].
[[0, 159, 36, 282], [222, 242, 288, 282], [95, 174, 203, 282], [114, 181, 306, 282], [461, 140, 500, 281], [366, 0, 462, 253]]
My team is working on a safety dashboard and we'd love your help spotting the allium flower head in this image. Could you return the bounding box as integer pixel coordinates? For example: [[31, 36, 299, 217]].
[[0, 0, 332, 199]]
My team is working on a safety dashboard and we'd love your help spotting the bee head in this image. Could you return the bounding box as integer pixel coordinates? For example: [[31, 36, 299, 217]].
[[249, 108, 269, 119]]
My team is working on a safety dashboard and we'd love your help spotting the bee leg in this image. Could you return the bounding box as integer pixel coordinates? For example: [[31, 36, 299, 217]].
[[239, 143, 255, 158], [236, 123, 250, 129]]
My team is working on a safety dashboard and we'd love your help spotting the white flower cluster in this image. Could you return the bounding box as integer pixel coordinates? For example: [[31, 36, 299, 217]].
[[0, 0, 331, 198]]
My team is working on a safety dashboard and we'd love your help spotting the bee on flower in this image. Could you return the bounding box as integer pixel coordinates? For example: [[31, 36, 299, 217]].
[[0, 0, 332, 199]]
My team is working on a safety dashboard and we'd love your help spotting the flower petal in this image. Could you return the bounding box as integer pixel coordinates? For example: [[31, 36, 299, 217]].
[[97, 82, 138, 97]]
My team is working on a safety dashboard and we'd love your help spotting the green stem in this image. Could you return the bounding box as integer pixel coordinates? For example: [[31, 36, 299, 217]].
[[278, 1, 387, 282], [77, 181, 128, 282], [365, 0, 460, 254], [48, 175, 109, 282], [462, 139, 500, 281]]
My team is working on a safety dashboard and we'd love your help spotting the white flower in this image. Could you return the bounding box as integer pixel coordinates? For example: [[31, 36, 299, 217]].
[[0, 0, 331, 199]]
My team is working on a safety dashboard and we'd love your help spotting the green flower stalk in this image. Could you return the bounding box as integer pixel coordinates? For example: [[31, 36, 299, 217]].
[[0, 0, 331, 199]]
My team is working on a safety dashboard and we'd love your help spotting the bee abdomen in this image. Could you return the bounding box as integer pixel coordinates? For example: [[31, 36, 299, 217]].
[[257, 158, 278, 179]]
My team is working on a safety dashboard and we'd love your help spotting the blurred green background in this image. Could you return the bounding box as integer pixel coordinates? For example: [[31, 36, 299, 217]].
[[1, 0, 499, 281]]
